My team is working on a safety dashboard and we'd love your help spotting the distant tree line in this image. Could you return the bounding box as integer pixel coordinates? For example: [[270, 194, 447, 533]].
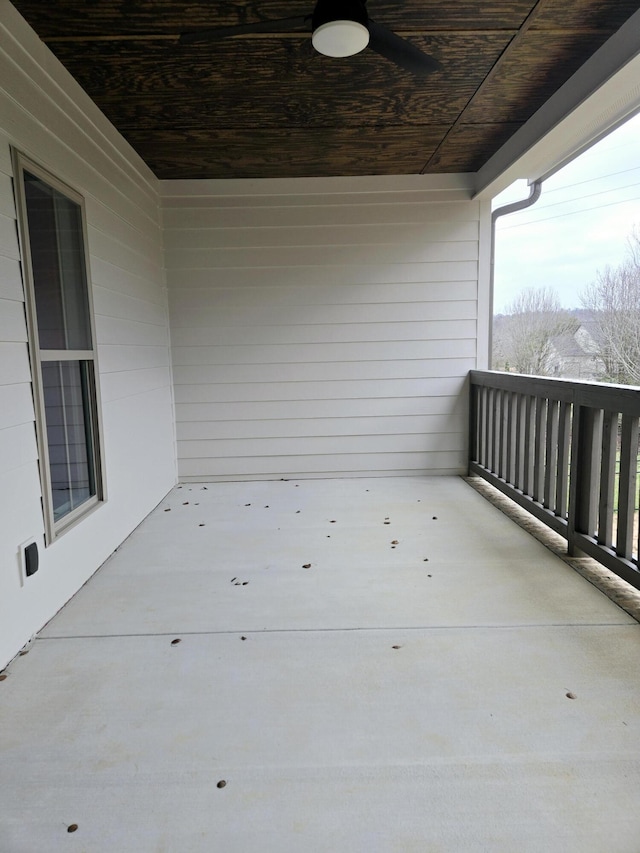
[[493, 228, 640, 385], [581, 227, 640, 384]]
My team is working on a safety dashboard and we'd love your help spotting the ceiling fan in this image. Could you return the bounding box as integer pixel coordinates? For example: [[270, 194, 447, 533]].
[[179, 0, 441, 75]]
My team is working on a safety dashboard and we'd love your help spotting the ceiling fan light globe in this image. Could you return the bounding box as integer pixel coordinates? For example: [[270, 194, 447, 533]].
[[312, 20, 369, 57]]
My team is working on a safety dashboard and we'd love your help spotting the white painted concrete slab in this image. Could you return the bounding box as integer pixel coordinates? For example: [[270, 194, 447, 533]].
[[39, 477, 636, 636], [2, 477, 640, 851]]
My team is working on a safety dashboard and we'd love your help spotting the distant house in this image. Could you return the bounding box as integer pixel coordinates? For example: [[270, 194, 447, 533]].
[[549, 319, 606, 380]]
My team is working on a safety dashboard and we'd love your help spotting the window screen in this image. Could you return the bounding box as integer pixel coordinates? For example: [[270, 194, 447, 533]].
[[14, 153, 105, 541]]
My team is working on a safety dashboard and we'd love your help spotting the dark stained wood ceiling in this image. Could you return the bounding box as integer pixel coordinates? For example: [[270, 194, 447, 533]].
[[11, 1, 640, 179]]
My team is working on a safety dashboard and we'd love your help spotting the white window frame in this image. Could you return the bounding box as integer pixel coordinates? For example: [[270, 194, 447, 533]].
[[12, 150, 106, 544]]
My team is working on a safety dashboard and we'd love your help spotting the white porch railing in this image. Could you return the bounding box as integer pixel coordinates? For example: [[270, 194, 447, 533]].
[[469, 371, 640, 589]]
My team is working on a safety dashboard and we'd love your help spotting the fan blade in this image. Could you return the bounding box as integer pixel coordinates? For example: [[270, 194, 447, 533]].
[[180, 16, 309, 44], [368, 21, 441, 74]]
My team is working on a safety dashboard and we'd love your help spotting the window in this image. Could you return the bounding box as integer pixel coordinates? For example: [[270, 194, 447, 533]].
[[13, 152, 105, 542]]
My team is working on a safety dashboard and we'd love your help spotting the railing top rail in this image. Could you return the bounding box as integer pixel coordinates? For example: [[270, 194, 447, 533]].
[[470, 370, 640, 415]]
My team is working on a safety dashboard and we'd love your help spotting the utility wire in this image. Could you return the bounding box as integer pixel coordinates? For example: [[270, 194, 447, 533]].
[[542, 164, 640, 196], [523, 181, 640, 213], [498, 194, 640, 230], [493, 173, 640, 215]]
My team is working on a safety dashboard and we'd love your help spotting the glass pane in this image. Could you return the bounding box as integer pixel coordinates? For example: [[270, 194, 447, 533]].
[[41, 360, 97, 522], [23, 171, 91, 350]]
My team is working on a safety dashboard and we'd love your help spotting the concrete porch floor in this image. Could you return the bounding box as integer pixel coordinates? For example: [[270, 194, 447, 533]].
[[2, 476, 640, 852]]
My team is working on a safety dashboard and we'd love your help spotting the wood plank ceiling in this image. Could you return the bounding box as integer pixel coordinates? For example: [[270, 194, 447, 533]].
[[11, 1, 640, 180]]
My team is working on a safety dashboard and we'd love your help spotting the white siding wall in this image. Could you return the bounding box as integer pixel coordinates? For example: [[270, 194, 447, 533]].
[[0, 2, 176, 668], [164, 176, 488, 481]]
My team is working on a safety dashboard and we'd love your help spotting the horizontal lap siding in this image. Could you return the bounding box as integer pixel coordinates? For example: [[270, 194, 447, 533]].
[[0, 3, 176, 668], [164, 176, 481, 480], [0, 124, 39, 582]]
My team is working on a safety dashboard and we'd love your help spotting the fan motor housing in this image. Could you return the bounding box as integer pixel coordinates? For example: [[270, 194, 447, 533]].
[[312, 0, 368, 31]]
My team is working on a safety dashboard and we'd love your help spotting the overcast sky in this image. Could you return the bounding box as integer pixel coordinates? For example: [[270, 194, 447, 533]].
[[492, 110, 640, 314]]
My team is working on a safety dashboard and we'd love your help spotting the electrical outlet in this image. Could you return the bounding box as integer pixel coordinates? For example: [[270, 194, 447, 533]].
[[18, 538, 39, 585]]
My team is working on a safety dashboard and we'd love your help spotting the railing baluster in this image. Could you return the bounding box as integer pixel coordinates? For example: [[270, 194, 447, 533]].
[[544, 399, 559, 510], [480, 386, 487, 466], [533, 397, 547, 504], [616, 414, 639, 559], [555, 401, 571, 519], [637, 473, 640, 563], [511, 392, 519, 486], [484, 386, 491, 468], [470, 384, 479, 464], [500, 391, 511, 482], [487, 387, 496, 473], [569, 405, 602, 547], [505, 391, 515, 485], [475, 386, 484, 466], [523, 395, 534, 497], [501, 392, 507, 477], [598, 410, 618, 549], [497, 388, 504, 474], [514, 393, 525, 491], [482, 387, 489, 469], [496, 390, 504, 479]]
